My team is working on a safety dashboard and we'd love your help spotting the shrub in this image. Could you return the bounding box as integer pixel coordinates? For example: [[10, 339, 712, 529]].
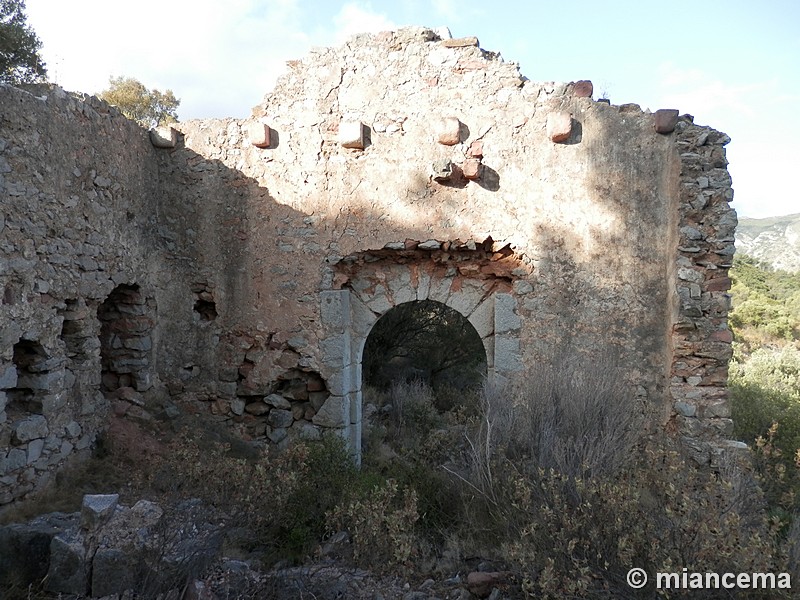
[[501, 441, 783, 598], [388, 378, 442, 440], [153, 432, 371, 563], [462, 357, 644, 496], [731, 346, 800, 466], [435, 365, 791, 598], [326, 479, 422, 572], [362, 380, 467, 545]]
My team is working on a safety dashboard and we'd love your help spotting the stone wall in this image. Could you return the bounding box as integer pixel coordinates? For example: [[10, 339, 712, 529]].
[[671, 121, 738, 462], [0, 85, 163, 503], [0, 27, 737, 503]]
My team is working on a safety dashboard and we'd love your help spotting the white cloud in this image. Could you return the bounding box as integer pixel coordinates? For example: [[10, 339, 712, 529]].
[[652, 62, 800, 218], [332, 2, 396, 42], [655, 62, 760, 121], [727, 142, 797, 219], [25, 0, 310, 119], [25, 0, 402, 118]]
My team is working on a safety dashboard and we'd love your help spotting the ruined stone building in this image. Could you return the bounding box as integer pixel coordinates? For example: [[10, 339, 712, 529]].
[[0, 27, 737, 504]]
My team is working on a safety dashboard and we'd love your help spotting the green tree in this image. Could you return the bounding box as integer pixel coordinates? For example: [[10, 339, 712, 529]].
[[362, 299, 487, 402], [729, 253, 800, 348], [0, 0, 47, 84], [98, 76, 180, 128]]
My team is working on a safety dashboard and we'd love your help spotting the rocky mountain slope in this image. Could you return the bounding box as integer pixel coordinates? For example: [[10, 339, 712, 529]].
[[736, 213, 800, 272]]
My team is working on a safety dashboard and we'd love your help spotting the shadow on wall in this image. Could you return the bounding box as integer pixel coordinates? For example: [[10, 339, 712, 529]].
[[145, 128, 349, 447], [3, 97, 715, 467]]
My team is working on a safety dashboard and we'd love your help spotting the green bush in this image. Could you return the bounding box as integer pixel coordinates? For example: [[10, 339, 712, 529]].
[[362, 380, 467, 545], [501, 442, 783, 598], [728, 254, 800, 526], [731, 346, 800, 461], [327, 479, 422, 572], [729, 255, 800, 348], [389, 378, 443, 439], [436, 367, 794, 598], [160, 433, 379, 563]]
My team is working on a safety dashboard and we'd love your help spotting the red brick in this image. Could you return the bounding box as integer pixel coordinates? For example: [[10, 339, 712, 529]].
[[467, 140, 483, 158]]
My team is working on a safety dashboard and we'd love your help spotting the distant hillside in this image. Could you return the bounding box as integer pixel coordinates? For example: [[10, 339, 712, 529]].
[[736, 213, 800, 272]]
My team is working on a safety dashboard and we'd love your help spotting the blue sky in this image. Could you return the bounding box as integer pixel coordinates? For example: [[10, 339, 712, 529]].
[[25, 0, 800, 218]]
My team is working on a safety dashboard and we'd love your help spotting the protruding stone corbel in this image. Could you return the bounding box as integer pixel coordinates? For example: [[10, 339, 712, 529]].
[[339, 121, 368, 149], [546, 112, 572, 143], [437, 117, 462, 145], [149, 126, 177, 149], [248, 121, 272, 148]]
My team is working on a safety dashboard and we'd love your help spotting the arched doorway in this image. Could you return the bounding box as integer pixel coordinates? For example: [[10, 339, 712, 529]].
[[319, 276, 522, 463], [362, 299, 487, 409]]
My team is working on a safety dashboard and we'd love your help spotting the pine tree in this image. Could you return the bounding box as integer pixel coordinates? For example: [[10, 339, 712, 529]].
[[0, 0, 46, 84]]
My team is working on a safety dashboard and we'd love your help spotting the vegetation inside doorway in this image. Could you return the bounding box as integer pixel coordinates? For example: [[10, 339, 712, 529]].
[[362, 299, 487, 413]]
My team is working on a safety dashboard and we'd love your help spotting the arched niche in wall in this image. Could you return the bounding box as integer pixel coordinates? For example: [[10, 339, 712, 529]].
[[97, 283, 157, 394]]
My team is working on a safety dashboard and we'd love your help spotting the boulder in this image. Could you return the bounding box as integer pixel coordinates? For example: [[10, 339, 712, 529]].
[[467, 571, 508, 598], [46, 529, 88, 595], [0, 512, 77, 590], [81, 493, 119, 531]]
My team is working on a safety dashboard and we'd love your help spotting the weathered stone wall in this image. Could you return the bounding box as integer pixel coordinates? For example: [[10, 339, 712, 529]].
[[671, 122, 738, 462], [0, 27, 737, 503], [0, 85, 163, 503]]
